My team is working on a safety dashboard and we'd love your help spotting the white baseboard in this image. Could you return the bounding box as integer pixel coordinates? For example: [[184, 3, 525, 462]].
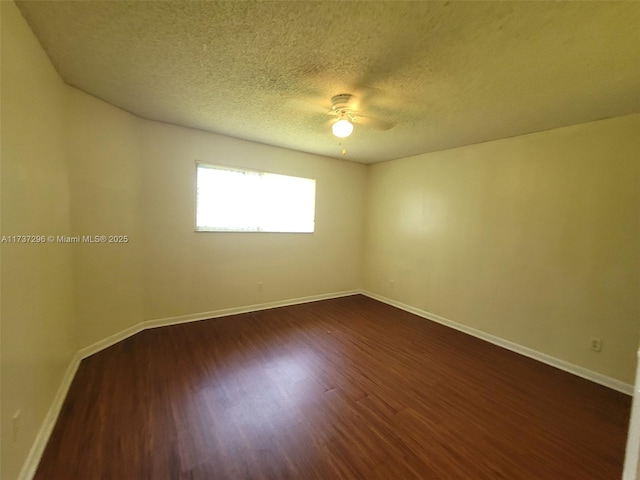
[[623, 351, 640, 480], [18, 352, 82, 480], [361, 290, 633, 396], [19, 289, 360, 480], [78, 289, 360, 360]]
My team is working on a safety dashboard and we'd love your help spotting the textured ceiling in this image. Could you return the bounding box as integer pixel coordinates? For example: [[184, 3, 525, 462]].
[[15, 1, 640, 164]]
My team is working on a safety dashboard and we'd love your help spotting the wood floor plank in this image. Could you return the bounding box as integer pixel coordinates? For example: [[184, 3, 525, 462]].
[[34, 295, 631, 479]]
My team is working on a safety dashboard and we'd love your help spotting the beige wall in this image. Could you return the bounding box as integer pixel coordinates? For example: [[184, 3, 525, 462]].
[[65, 90, 146, 349], [1, 2, 76, 479], [364, 114, 640, 384]]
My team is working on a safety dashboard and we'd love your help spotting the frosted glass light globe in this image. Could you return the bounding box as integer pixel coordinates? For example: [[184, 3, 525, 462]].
[[332, 119, 354, 138]]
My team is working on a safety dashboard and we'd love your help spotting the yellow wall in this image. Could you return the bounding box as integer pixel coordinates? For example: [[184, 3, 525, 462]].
[[1, 2, 76, 479], [364, 114, 640, 384]]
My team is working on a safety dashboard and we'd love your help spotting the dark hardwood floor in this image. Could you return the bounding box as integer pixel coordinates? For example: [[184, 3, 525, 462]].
[[35, 295, 631, 479]]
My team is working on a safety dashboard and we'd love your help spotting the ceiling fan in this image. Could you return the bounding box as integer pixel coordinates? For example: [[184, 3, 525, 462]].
[[326, 93, 395, 138], [289, 91, 395, 139]]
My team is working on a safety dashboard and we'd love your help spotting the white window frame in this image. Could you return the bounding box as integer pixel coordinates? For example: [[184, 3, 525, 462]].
[[195, 162, 316, 233]]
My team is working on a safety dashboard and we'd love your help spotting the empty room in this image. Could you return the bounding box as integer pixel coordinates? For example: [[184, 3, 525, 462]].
[[1, 1, 639, 479]]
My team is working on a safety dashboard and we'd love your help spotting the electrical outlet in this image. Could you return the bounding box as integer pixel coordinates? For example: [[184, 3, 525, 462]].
[[389, 279, 396, 288], [590, 337, 603, 352], [12, 409, 21, 442], [257, 281, 263, 291]]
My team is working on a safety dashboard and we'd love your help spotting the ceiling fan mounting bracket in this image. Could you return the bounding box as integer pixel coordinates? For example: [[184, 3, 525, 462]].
[[325, 92, 391, 130], [329, 94, 361, 122], [330, 94, 354, 112]]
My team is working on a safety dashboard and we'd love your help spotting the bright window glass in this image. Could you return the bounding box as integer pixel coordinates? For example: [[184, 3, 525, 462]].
[[196, 163, 316, 233]]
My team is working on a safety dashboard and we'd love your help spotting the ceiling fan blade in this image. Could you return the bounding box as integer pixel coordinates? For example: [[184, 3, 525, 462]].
[[286, 98, 330, 114], [350, 86, 382, 110], [353, 115, 395, 131]]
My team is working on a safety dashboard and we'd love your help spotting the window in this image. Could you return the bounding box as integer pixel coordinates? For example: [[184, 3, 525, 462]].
[[196, 163, 316, 233]]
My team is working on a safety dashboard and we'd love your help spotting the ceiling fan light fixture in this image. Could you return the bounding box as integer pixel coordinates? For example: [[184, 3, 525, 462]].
[[332, 119, 354, 138]]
